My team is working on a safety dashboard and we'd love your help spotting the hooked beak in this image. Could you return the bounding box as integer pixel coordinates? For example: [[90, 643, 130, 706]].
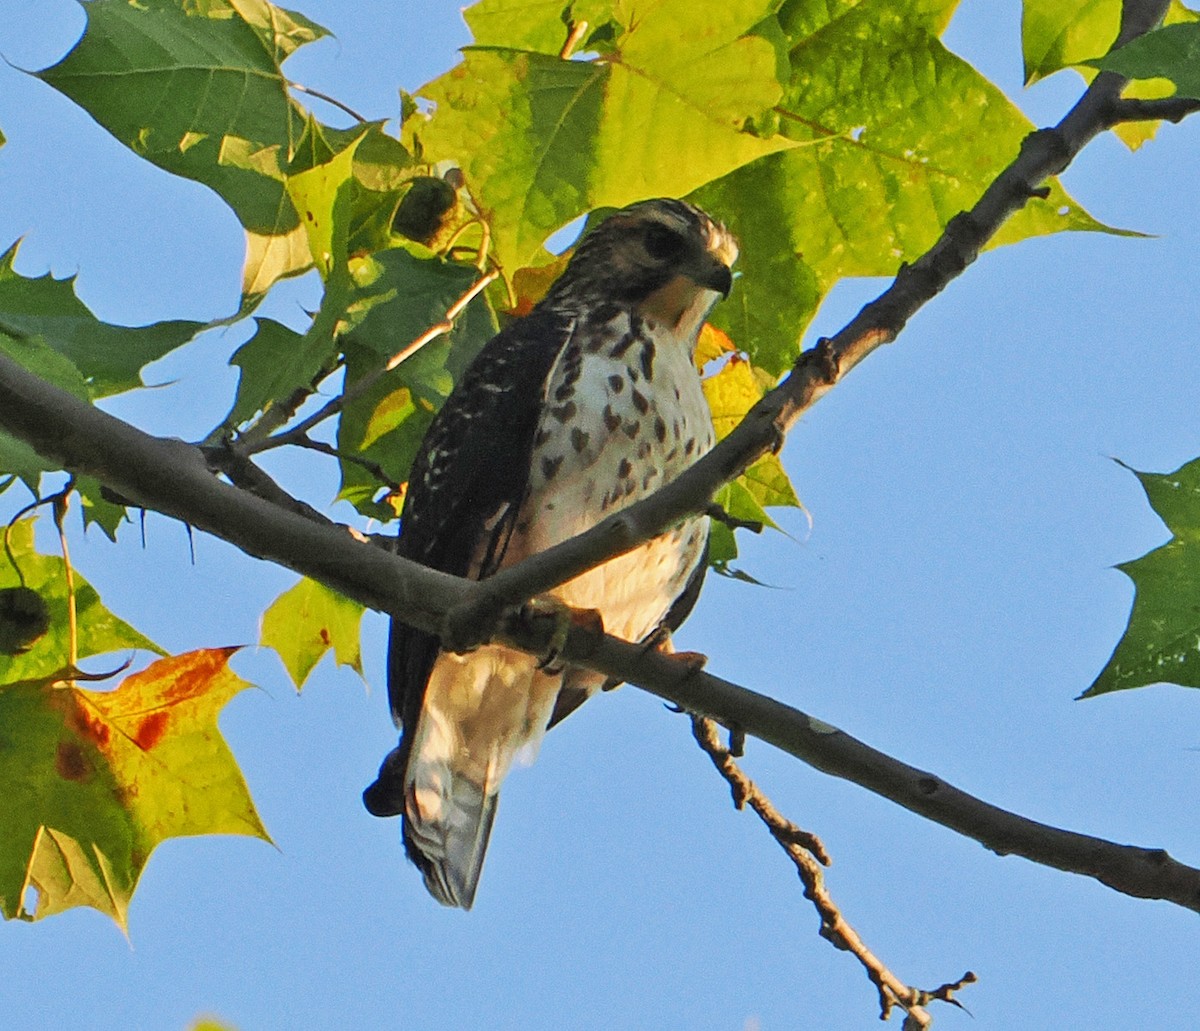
[[692, 255, 733, 298]]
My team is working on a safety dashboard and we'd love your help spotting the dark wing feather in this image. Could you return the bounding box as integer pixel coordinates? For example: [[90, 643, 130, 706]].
[[363, 309, 571, 820], [392, 307, 573, 722]]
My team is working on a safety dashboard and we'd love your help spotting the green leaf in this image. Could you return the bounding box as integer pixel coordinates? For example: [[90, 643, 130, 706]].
[[694, 0, 1118, 375], [1085, 459, 1200, 697], [0, 648, 269, 928], [701, 355, 801, 565], [415, 0, 794, 271], [1090, 22, 1200, 98], [37, 0, 334, 299], [336, 245, 497, 518], [1022, 0, 1198, 83], [0, 520, 163, 685], [224, 318, 307, 429], [1021, 0, 1198, 147], [77, 477, 131, 542], [0, 242, 202, 398], [260, 578, 364, 689]]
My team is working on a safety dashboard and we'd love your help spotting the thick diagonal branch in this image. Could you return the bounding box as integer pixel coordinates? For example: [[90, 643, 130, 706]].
[[2, 350, 1199, 913], [441, 0, 1174, 649]]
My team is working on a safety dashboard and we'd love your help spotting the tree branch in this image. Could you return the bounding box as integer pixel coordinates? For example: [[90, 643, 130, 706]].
[[691, 715, 976, 1028], [439, 0, 1173, 651], [2, 349, 1200, 913]]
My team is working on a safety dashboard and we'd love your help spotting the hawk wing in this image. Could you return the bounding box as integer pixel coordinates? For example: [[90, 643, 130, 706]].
[[364, 308, 573, 817]]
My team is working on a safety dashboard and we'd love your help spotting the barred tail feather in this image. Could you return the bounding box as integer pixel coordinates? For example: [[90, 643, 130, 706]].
[[403, 773, 498, 910]]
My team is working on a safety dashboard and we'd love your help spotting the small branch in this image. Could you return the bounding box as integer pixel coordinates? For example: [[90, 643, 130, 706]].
[[244, 269, 497, 457], [51, 486, 77, 678], [289, 81, 367, 124], [690, 715, 972, 1028], [290, 435, 403, 494], [559, 20, 589, 60], [1108, 95, 1200, 124], [3, 351, 1200, 913]]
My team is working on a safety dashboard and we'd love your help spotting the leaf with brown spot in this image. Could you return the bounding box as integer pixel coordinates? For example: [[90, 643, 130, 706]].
[[260, 578, 365, 690], [0, 649, 268, 929]]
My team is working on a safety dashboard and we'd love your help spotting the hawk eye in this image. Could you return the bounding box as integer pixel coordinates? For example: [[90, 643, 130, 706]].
[[643, 222, 685, 261]]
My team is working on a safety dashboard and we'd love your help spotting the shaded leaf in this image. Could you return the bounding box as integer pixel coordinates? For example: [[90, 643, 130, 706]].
[[0, 648, 268, 927], [0, 242, 202, 397], [1091, 21, 1200, 98], [225, 319, 307, 430], [37, 0, 334, 298], [76, 477, 130, 542], [337, 245, 497, 518], [1022, 0, 1198, 83], [260, 578, 364, 689], [1021, 0, 1198, 147], [1085, 459, 1200, 697], [0, 520, 163, 685]]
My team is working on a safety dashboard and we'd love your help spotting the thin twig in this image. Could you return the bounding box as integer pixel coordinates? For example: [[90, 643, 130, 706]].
[[243, 269, 497, 456], [690, 715, 973, 1027], [289, 81, 368, 123], [559, 20, 589, 60], [290, 434, 403, 493], [51, 485, 77, 681]]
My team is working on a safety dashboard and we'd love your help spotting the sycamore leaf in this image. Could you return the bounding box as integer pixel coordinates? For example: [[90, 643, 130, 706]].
[[702, 356, 801, 569], [0, 520, 163, 684], [336, 245, 497, 518], [1091, 22, 1200, 98], [0, 648, 268, 928], [260, 578, 364, 689], [0, 242, 202, 398], [694, 323, 737, 371], [37, 0, 335, 299], [76, 476, 131, 542], [694, 0, 1121, 375], [1022, 0, 1199, 83], [1022, 0, 1198, 147], [224, 318, 307, 429], [1084, 458, 1200, 698], [414, 0, 794, 272]]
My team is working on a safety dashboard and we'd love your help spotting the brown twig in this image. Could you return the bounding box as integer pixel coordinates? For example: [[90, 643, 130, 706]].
[[289, 81, 368, 124], [289, 434, 403, 493], [690, 715, 973, 1027], [243, 269, 497, 456]]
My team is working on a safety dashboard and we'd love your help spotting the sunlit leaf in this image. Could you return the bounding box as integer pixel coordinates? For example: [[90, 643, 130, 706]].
[[0, 649, 268, 928], [414, 0, 794, 272], [694, 0, 1120, 375], [260, 578, 364, 689]]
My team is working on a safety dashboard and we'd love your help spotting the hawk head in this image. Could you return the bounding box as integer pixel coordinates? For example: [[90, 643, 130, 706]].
[[544, 199, 739, 322]]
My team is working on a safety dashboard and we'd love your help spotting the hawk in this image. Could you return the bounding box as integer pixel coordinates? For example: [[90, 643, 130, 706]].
[[364, 198, 738, 908]]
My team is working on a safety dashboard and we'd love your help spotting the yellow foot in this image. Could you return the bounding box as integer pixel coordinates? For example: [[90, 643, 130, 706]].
[[521, 598, 604, 673]]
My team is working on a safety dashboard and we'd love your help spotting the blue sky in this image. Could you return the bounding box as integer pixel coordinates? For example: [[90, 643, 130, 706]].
[[2, 1, 1200, 1028]]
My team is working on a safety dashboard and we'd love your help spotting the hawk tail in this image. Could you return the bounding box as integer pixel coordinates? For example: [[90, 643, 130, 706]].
[[402, 749, 500, 911]]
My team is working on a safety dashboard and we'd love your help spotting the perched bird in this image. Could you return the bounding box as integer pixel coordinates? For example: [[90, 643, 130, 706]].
[[364, 198, 738, 908]]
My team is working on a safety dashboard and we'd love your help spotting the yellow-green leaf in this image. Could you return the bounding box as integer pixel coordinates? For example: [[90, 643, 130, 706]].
[[260, 578, 365, 689], [0, 649, 268, 928]]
